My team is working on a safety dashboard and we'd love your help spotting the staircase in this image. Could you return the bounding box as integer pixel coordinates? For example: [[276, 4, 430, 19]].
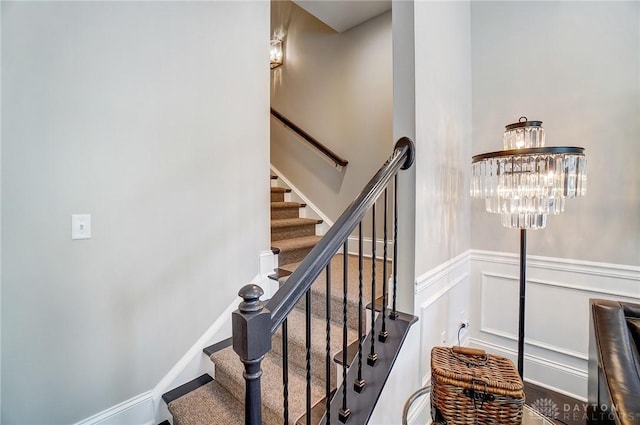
[[269, 175, 323, 270], [162, 138, 416, 425], [163, 177, 387, 424]]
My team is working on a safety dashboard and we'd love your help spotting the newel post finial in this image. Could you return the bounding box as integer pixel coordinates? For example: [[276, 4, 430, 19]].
[[232, 284, 272, 425]]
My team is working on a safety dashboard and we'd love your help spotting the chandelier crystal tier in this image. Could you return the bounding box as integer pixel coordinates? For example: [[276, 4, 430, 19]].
[[471, 117, 587, 229]]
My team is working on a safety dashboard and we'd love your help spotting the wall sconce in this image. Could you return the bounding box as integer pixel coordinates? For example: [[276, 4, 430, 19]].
[[270, 38, 283, 69]]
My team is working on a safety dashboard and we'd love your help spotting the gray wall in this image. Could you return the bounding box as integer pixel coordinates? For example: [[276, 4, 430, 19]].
[[270, 1, 393, 225], [471, 1, 640, 266], [392, 0, 472, 311], [1, 2, 269, 423], [414, 0, 472, 276]]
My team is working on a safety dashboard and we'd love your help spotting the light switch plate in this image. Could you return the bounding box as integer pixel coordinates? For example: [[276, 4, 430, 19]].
[[71, 214, 91, 240]]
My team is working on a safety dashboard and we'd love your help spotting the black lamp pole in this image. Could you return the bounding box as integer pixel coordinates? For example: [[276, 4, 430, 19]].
[[517, 229, 527, 378]]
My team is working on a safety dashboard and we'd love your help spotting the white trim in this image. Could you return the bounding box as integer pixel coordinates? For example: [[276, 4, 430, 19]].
[[405, 378, 432, 425], [419, 272, 469, 311], [347, 236, 394, 260], [151, 291, 247, 422], [468, 337, 588, 402], [150, 295, 240, 400], [470, 250, 640, 281], [258, 250, 277, 298], [468, 251, 640, 400], [74, 392, 154, 425], [415, 251, 470, 293], [478, 326, 588, 361], [270, 164, 333, 234]]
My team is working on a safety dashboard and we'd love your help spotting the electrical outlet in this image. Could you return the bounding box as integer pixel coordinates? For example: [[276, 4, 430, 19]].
[[440, 330, 447, 344]]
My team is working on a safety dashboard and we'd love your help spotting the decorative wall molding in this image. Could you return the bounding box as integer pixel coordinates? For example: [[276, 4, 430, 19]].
[[471, 250, 640, 282], [416, 251, 470, 294], [414, 251, 472, 386], [470, 250, 639, 400], [468, 337, 589, 402], [420, 272, 469, 312]]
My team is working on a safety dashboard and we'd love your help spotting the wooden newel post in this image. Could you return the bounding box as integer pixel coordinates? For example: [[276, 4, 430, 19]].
[[232, 284, 272, 425]]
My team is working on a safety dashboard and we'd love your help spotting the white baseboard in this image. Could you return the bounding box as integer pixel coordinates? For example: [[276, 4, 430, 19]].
[[468, 337, 588, 402], [405, 379, 432, 425], [74, 392, 154, 425], [346, 236, 394, 260]]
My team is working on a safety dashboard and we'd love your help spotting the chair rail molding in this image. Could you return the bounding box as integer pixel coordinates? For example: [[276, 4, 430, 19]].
[[469, 249, 640, 400]]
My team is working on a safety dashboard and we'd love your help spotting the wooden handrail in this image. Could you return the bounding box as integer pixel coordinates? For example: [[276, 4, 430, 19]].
[[270, 107, 349, 168]]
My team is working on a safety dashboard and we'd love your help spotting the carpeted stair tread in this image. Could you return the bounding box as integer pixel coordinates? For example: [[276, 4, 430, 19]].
[[272, 305, 359, 383], [271, 235, 322, 256], [271, 201, 306, 209], [279, 254, 389, 329], [271, 187, 291, 193], [271, 202, 308, 219], [271, 186, 291, 202], [167, 379, 244, 425], [271, 234, 322, 264], [271, 217, 322, 228], [211, 348, 326, 425], [281, 254, 388, 301]]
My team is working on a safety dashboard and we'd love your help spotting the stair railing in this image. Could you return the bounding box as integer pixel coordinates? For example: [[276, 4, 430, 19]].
[[233, 137, 415, 425], [271, 108, 349, 168]]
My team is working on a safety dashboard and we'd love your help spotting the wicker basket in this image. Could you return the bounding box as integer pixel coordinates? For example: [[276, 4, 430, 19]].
[[431, 346, 524, 424]]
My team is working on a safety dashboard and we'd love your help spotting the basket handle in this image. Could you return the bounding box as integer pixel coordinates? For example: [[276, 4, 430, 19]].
[[450, 346, 488, 366], [453, 346, 486, 357]]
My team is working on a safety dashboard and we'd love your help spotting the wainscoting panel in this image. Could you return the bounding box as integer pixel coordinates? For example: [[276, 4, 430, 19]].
[[415, 251, 471, 385], [470, 250, 640, 400]]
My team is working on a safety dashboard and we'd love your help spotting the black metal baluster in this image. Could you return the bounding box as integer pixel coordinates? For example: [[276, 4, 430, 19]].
[[379, 189, 389, 342], [391, 175, 399, 320], [306, 290, 312, 425], [339, 241, 351, 422], [354, 223, 365, 392], [325, 264, 331, 424], [282, 318, 289, 425], [368, 204, 378, 366]]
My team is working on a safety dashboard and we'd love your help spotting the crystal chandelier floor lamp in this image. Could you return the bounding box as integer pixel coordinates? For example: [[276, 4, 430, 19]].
[[471, 117, 587, 377]]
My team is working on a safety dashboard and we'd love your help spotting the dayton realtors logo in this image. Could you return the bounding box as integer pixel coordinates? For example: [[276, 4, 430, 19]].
[[530, 398, 560, 419]]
